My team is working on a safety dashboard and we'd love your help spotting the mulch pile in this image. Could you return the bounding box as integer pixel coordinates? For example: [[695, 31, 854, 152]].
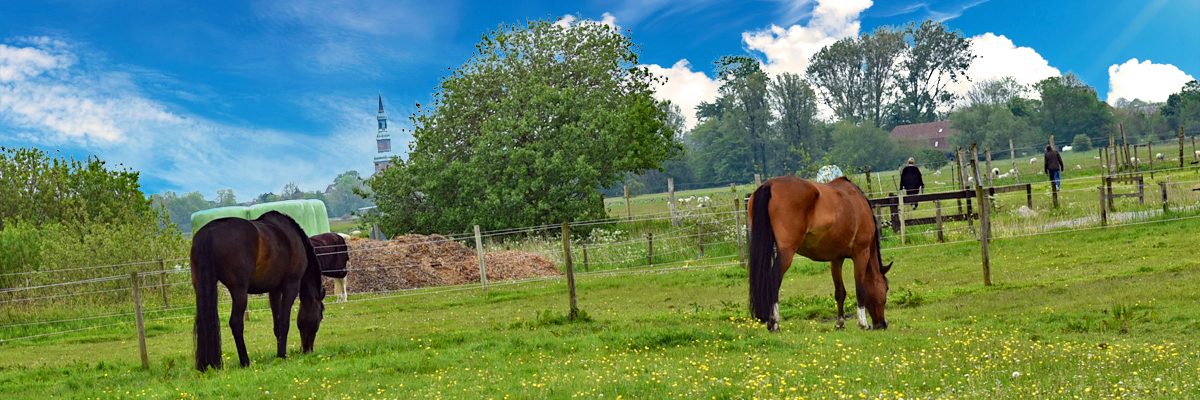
[[321, 234, 561, 294]]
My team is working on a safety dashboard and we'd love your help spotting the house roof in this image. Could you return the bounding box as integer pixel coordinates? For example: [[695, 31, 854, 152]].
[[889, 121, 958, 150]]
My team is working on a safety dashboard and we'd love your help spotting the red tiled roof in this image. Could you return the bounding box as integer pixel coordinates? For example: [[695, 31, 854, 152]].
[[889, 121, 958, 150]]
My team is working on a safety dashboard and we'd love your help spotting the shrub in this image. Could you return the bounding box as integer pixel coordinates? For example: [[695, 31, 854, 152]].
[[1071, 134, 1091, 151]]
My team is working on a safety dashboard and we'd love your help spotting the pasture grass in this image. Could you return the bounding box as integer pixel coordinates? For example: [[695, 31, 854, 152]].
[[1, 216, 1198, 399]]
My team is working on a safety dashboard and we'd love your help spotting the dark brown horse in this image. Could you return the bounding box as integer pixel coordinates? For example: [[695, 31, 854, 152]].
[[191, 211, 325, 371], [748, 176, 891, 332], [310, 232, 351, 302]]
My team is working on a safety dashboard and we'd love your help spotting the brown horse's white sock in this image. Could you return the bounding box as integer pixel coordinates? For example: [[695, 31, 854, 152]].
[[857, 307, 869, 329]]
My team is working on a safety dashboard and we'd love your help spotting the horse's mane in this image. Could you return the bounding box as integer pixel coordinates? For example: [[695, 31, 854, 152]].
[[256, 211, 324, 286]]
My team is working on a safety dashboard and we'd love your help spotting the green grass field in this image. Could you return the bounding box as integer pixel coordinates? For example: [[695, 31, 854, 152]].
[[1, 215, 1198, 399]]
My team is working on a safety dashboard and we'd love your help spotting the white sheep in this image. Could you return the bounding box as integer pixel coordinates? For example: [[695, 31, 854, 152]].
[[934, 170, 942, 176], [990, 167, 1000, 178], [997, 172, 1011, 179], [1195, 150, 1200, 158], [1094, 156, 1101, 160], [1155, 153, 1165, 161], [1074, 165, 1082, 170], [1029, 157, 1038, 164], [1008, 169, 1015, 175], [1130, 157, 1140, 164], [1062, 145, 1073, 152], [967, 176, 975, 185]]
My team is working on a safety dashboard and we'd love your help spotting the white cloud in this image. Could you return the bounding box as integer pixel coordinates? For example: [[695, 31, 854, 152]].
[[0, 37, 379, 201], [1106, 58, 1195, 103], [646, 0, 871, 128], [948, 33, 1061, 102], [743, 0, 872, 76], [645, 60, 722, 129]]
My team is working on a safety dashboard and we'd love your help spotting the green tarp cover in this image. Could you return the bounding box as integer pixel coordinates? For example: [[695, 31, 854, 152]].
[[191, 199, 331, 236]]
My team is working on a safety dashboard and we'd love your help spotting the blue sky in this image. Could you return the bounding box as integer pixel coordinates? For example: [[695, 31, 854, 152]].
[[1, 0, 1197, 201]]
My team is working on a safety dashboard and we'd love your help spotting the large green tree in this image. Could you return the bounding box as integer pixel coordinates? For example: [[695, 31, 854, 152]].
[[769, 72, 826, 171], [891, 20, 975, 126], [1162, 80, 1200, 132], [949, 104, 1042, 152], [368, 17, 680, 234], [1035, 73, 1114, 145], [325, 171, 373, 218], [714, 56, 774, 177], [827, 121, 901, 171], [806, 38, 866, 124]]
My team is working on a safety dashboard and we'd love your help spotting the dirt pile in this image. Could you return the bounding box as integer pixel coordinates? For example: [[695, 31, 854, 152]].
[[321, 234, 561, 294]]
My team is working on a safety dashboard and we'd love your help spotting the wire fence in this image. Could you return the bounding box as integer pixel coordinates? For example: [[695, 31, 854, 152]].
[[4, 166, 1200, 347]]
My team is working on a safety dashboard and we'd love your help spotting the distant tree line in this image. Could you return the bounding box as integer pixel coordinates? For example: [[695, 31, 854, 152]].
[[152, 170, 374, 233]]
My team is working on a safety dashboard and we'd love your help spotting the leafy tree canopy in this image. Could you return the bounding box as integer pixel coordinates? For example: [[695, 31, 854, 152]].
[[368, 16, 681, 234], [0, 147, 150, 229]]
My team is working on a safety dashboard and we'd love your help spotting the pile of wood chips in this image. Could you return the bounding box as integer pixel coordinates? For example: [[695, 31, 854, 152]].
[[321, 234, 561, 295]]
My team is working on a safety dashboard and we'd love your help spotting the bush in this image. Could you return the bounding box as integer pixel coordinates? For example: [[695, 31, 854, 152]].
[[1071, 134, 1091, 151], [918, 148, 949, 170]]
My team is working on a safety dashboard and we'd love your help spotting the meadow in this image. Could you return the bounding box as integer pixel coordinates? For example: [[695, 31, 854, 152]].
[[1, 210, 1198, 398], [2, 140, 1199, 399]]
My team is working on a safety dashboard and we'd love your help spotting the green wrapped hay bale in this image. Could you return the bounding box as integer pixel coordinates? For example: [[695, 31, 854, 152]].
[[190, 206, 251, 235], [306, 199, 331, 234], [191, 199, 332, 236]]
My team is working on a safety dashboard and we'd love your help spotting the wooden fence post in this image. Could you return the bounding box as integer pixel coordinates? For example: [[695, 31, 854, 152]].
[[755, 174, 762, 188], [898, 190, 907, 244], [734, 194, 745, 269], [158, 259, 168, 309], [1025, 184, 1033, 209], [1134, 143, 1140, 173], [668, 178, 678, 227], [582, 242, 589, 272], [561, 223, 577, 319], [1160, 181, 1169, 214], [647, 232, 653, 267], [1106, 176, 1115, 210], [697, 220, 705, 256], [956, 146, 965, 213], [474, 225, 488, 296], [624, 186, 631, 220], [1099, 187, 1108, 227], [974, 185, 992, 286], [934, 199, 944, 243], [131, 272, 149, 370], [1010, 139, 1019, 184], [985, 148, 993, 187], [1138, 175, 1145, 205], [1110, 132, 1117, 175], [1148, 141, 1154, 179], [864, 166, 872, 196], [1120, 124, 1130, 171], [1052, 180, 1060, 209], [1180, 128, 1186, 169]]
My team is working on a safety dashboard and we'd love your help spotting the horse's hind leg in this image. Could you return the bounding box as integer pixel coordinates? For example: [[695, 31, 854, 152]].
[[830, 258, 847, 330], [229, 290, 251, 367], [269, 284, 300, 359]]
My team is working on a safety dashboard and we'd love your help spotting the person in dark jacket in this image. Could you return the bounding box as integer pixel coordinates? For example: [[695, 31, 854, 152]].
[[899, 157, 924, 209], [1044, 145, 1064, 189]]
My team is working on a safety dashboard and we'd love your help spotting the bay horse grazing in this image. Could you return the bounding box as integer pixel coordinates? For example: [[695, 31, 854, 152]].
[[748, 176, 891, 332], [191, 211, 325, 371], [310, 232, 351, 302]]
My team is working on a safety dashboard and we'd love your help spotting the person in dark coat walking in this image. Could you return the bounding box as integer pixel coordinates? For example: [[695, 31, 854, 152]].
[[899, 157, 924, 209], [1044, 145, 1064, 190]]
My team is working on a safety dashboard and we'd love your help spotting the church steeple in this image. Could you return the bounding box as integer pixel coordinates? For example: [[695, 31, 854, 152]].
[[373, 93, 393, 174]]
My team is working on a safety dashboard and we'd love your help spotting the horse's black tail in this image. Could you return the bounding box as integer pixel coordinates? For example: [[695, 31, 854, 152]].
[[191, 230, 222, 371], [749, 183, 781, 324]]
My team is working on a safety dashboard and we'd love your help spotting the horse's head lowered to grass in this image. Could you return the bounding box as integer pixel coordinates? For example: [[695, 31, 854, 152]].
[[748, 176, 891, 332]]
